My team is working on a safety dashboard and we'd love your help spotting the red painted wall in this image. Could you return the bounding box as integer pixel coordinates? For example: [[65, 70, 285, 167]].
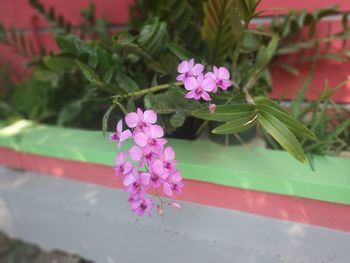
[[1, 0, 350, 102]]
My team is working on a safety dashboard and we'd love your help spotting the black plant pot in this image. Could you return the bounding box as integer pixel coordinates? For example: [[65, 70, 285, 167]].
[[167, 117, 203, 140]]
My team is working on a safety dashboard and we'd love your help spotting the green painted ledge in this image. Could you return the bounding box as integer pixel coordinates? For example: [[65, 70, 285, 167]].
[[0, 120, 349, 205]]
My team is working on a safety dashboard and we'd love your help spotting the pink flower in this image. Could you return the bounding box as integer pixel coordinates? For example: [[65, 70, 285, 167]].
[[176, 58, 204, 82], [205, 66, 232, 92], [133, 125, 167, 153], [128, 145, 158, 168], [184, 74, 216, 101], [163, 171, 185, 197], [130, 197, 153, 216], [110, 108, 184, 216], [114, 152, 133, 177], [168, 202, 182, 209], [159, 146, 178, 174], [125, 108, 157, 132], [148, 159, 166, 188], [123, 169, 150, 195], [209, 103, 216, 113], [110, 120, 132, 149]]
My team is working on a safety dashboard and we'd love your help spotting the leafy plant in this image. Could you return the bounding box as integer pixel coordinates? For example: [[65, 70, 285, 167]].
[[1, 0, 350, 163]]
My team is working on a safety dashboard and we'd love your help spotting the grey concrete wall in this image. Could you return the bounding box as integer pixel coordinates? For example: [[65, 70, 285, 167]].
[[0, 166, 349, 263]]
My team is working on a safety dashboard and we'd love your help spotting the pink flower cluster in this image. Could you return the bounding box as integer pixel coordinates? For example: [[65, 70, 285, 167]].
[[110, 108, 184, 216], [176, 59, 232, 102]]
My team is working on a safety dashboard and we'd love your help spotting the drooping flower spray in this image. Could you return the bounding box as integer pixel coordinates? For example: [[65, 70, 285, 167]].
[[110, 108, 184, 216]]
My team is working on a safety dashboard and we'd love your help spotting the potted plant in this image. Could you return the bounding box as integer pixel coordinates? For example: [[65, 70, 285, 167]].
[[0, 0, 349, 221]]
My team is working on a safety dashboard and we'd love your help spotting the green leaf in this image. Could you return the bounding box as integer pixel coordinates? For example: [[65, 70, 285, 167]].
[[56, 34, 88, 54], [75, 60, 103, 86], [102, 104, 116, 137], [57, 100, 82, 126], [137, 18, 168, 56], [44, 56, 76, 73], [308, 118, 350, 152], [55, 35, 78, 53], [170, 111, 186, 128], [168, 43, 193, 60], [115, 72, 140, 93], [33, 69, 58, 83], [256, 33, 279, 68], [202, 0, 236, 64], [257, 104, 317, 140], [291, 62, 315, 118], [242, 32, 261, 51], [258, 111, 306, 162], [113, 32, 137, 46], [212, 113, 258, 134], [193, 104, 256, 122]]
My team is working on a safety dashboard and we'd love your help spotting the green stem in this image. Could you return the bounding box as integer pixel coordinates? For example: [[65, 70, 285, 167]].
[[111, 82, 183, 101]]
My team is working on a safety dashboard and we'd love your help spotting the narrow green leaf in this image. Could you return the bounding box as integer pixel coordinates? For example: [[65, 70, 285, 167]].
[[259, 111, 306, 162], [291, 63, 315, 118], [168, 43, 193, 60], [193, 104, 256, 122], [255, 97, 317, 140], [55, 35, 77, 53], [76, 60, 103, 86], [115, 72, 140, 93], [257, 104, 317, 140], [44, 56, 76, 73], [212, 113, 258, 134]]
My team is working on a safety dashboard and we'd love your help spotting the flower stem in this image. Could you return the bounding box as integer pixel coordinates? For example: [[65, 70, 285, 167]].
[[111, 82, 183, 101]]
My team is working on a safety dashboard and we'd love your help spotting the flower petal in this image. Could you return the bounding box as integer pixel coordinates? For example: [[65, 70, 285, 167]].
[[151, 159, 164, 175], [129, 145, 143, 162], [201, 91, 211, 101], [115, 152, 126, 165], [120, 129, 132, 142], [124, 162, 134, 175], [219, 79, 232, 90], [188, 58, 194, 70], [117, 120, 123, 133], [185, 90, 196, 99], [139, 172, 151, 186], [202, 77, 216, 92], [196, 73, 204, 85], [123, 172, 135, 186], [150, 125, 164, 139], [204, 72, 216, 80], [136, 108, 144, 121], [191, 63, 204, 76], [171, 171, 183, 182], [163, 182, 173, 196], [176, 73, 186, 82], [218, 66, 230, 79], [213, 66, 219, 78], [134, 132, 148, 147], [143, 110, 157, 124], [125, 112, 139, 128], [184, 77, 197, 91], [169, 202, 182, 209], [177, 60, 189, 73], [109, 133, 118, 142], [164, 146, 175, 161]]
